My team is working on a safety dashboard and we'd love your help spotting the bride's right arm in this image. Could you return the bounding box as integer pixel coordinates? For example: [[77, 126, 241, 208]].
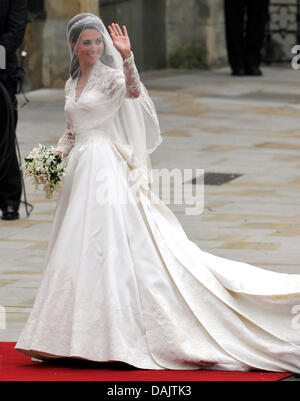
[[54, 121, 75, 159], [54, 79, 75, 158]]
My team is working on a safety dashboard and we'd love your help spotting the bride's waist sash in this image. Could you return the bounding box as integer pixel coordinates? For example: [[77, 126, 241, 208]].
[[73, 127, 113, 148], [70, 128, 152, 191]]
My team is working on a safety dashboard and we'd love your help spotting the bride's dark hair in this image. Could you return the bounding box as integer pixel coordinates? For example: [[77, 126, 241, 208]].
[[67, 13, 114, 79]]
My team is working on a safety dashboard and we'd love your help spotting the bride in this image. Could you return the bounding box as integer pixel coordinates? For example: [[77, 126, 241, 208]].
[[15, 13, 300, 372]]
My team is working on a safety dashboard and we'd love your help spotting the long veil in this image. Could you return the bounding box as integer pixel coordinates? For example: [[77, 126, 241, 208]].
[[66, 13, 162, 182]]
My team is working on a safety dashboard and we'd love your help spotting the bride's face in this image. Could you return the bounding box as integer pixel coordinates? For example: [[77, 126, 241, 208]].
[[76, 29, 104, 67]]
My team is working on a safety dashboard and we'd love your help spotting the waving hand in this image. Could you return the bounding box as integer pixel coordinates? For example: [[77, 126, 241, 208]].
[[108, 23, 132, 60]]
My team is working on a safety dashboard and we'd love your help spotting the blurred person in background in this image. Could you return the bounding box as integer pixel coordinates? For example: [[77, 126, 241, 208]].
[[224, 0, 270, 76], [0, 0, 27, 220]]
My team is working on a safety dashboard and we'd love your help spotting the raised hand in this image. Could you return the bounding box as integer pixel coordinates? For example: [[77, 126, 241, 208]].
[[108, 23, 131, 60]]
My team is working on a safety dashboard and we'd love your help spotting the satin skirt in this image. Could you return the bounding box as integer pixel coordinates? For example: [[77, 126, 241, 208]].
[[15, 137, 300, 372]]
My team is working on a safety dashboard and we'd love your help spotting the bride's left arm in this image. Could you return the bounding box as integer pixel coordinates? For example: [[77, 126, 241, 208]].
[[122, 51, 141, 99], [108, 23, 141, 99]]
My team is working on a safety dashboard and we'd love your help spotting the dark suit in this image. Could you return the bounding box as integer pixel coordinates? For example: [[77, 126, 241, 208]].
[[224, 0, 269, 71], [0, 0, 27, 211]]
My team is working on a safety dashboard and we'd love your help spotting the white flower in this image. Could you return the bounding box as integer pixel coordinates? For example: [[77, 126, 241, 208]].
[[22, 144, 66, 199]]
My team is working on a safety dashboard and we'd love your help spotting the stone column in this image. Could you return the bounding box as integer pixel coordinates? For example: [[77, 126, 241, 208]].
[[166, 0, 227, 68], [99, 0, 166, 71], [80, 0, 99, 13], [23, 16, 45, 91]]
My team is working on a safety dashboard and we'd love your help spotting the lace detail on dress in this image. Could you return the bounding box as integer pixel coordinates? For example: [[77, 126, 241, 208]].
[[65, 77, 72, 97], [100, 69, 126, 98], [55, 80, 76, 158], [55, 126, 75, 158], [93, 51, 141, 100], [123, 51, 141, 98]]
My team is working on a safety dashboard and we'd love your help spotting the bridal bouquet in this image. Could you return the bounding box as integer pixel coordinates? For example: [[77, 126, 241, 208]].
[[22, 144, 66, 199]]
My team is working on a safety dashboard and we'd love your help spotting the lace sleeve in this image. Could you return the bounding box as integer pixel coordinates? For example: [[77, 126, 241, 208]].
[[101, 52, 141, 100], [55, 125, 75, 157], [55, 123, 75, 158], [55, 79, 75, 158], [123, 51, 141, 99], [64, 77, 72, 98]]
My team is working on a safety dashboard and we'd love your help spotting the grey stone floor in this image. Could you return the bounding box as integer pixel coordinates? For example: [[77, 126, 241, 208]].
[[1, 64, 300, 341]]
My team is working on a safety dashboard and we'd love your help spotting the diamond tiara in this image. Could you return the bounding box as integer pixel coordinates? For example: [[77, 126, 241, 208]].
[[69, 16, 100, 32]]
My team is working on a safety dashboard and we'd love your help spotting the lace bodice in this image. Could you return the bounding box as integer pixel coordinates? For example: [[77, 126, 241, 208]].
[[55, 51, 141, 157]]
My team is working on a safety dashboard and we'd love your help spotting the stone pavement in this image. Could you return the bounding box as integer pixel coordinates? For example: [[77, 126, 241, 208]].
[[1, 64, 300, 341]]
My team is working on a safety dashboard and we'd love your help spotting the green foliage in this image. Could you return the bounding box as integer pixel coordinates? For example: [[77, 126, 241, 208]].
[[169, 44, 208, 69]]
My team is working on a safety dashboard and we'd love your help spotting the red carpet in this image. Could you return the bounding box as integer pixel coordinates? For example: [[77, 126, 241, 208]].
[[0, 342, 293, 381]]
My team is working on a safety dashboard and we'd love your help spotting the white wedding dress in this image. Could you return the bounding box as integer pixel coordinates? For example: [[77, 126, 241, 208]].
[[15, 52, 300, 372]]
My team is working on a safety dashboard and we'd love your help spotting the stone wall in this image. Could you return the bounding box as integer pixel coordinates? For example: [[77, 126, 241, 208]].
[[22, 15, 44, 90], [100, 0, 227, 70], [166, 0, 226, 69], [21, 0, 300, 90], [265, 0, 300, 62], [99, 0, 166, 71], [23, 0, 227, 90]]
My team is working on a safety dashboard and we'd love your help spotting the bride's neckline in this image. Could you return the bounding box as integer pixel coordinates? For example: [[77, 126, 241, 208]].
[[74, 74, 88, 103], [73, 60, 107, 103], [74, 70, 92, 103]]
